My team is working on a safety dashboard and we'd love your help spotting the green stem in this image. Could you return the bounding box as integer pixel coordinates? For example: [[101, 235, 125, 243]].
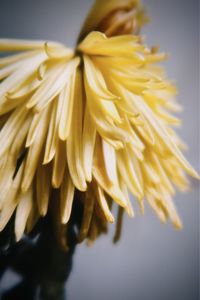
[[0, 213, 78, 300]]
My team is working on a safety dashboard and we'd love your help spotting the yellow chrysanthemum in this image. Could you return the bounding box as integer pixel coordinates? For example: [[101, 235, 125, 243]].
[[0, 0, 198, 245]]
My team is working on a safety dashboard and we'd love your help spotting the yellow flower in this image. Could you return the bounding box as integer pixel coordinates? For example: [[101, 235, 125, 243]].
[[0, 0, 198, 245]]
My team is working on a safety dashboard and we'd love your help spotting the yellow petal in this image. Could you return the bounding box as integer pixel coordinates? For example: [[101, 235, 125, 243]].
[[83, 55, 118, 101], [82, 106, 96, 182], [0, 50, 40, 67], [146, 193, 167, 224], [58, 60, 80, 140], [0, 52, 46, 102], [67, 70, 87, 191], [117, 148, 144, 199], [15, 187, 33, 242], [7, 75, 42, 102], [78, 189, 95, 242], [96, 186, 114, 223], [21, 105, 51, 192], [60, 169, 75, 224], [0, 162, 24, 231], [0, 155, 16, 208], [130, 93, 199, 178], [43, 99, 58, 164], [119, 177, 135, 217], [102, 140, 118, 185], [79, 31, 144, 60], [93, 165, 127, 208], [44, 42, 74, 59], [36, 164, 51, 216], [158, 186, 183, 229], [26, 202, 40, 234], [0, 106, 28, 157], [27, 57, 79, 112], [0, 39, 64, 52], [84, 56, 122, 124], [52, 140, 66, 188]]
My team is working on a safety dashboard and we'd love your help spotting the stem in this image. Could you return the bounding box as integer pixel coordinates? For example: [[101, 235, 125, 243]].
[[38, 215, 77, 300], [0, 212, 78, 300]]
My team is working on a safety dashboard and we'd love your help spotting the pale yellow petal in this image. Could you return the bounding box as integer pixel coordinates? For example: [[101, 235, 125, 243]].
[[102, 140, 118, 185], [67, 70, 87, 191], [78, 189, 95, 242], [92, 166, 127, 208], [79, 31, 145, 60], [43, 99, 58, 164], [0, 106, 28, 157], [15, 187, 33, 241], [58, 59, 80, 140], [0, 52, 46, 102], [129, 91, 199, 178], [83, 55, 118, 101], [0, 50, 40, 67], [119, 178, 134, 217], [60, 170, 75, 224], [52, 140, 66, 188], [117, 148, 144, 199], [96, 186, 114, 223], [146, 193, 167, 224], [0, 39, 64, 52], [82, 106, 96, 182], [26, 202, 40, 234], [21, 105, 51, 192], [44, 42, 74, 59], [0, 162, 24, 231], [36, 164, 51, 216]]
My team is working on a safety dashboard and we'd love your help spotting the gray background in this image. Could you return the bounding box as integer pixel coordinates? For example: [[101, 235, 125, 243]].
[[0, 0, 199, 299]]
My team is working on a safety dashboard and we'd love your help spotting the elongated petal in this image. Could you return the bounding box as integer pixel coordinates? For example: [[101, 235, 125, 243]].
[[83, 55, 118, 101], [0, 50, 40, 67], [102, 140, 118, 185], [0, 107, 29, 157], [21, 106, 51, 192], [92, 165, 127, 208], [0, 52, 47, 102], [15, 187, 33, 241], [96, 186, 114, 223], [0, 39, 64, 52], [79, 31, 145, 60], [129, 92, 199, 178], [58, 58, 80, 140], [36, 164, 51, 216], [67, 70, 87, 191], [52, 140, 66, 188], [0, 162, 24, 231], [43, 99, 58, 164], [60, 170, 75, 224], [27, 57, 80, 112], [82, 106, 96, 182], [78, 189, 95, 242], [117, 148, 144, 199]]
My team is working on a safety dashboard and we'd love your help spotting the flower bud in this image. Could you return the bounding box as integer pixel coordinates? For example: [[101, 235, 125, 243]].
[[78, 0, 147, 42]]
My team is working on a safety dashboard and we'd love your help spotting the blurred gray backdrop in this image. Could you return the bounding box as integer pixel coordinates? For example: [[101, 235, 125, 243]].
[[0, 0, 199, 299]]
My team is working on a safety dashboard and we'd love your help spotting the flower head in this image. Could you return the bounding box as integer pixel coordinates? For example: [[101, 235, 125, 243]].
[[0, 0, 198, 245]]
